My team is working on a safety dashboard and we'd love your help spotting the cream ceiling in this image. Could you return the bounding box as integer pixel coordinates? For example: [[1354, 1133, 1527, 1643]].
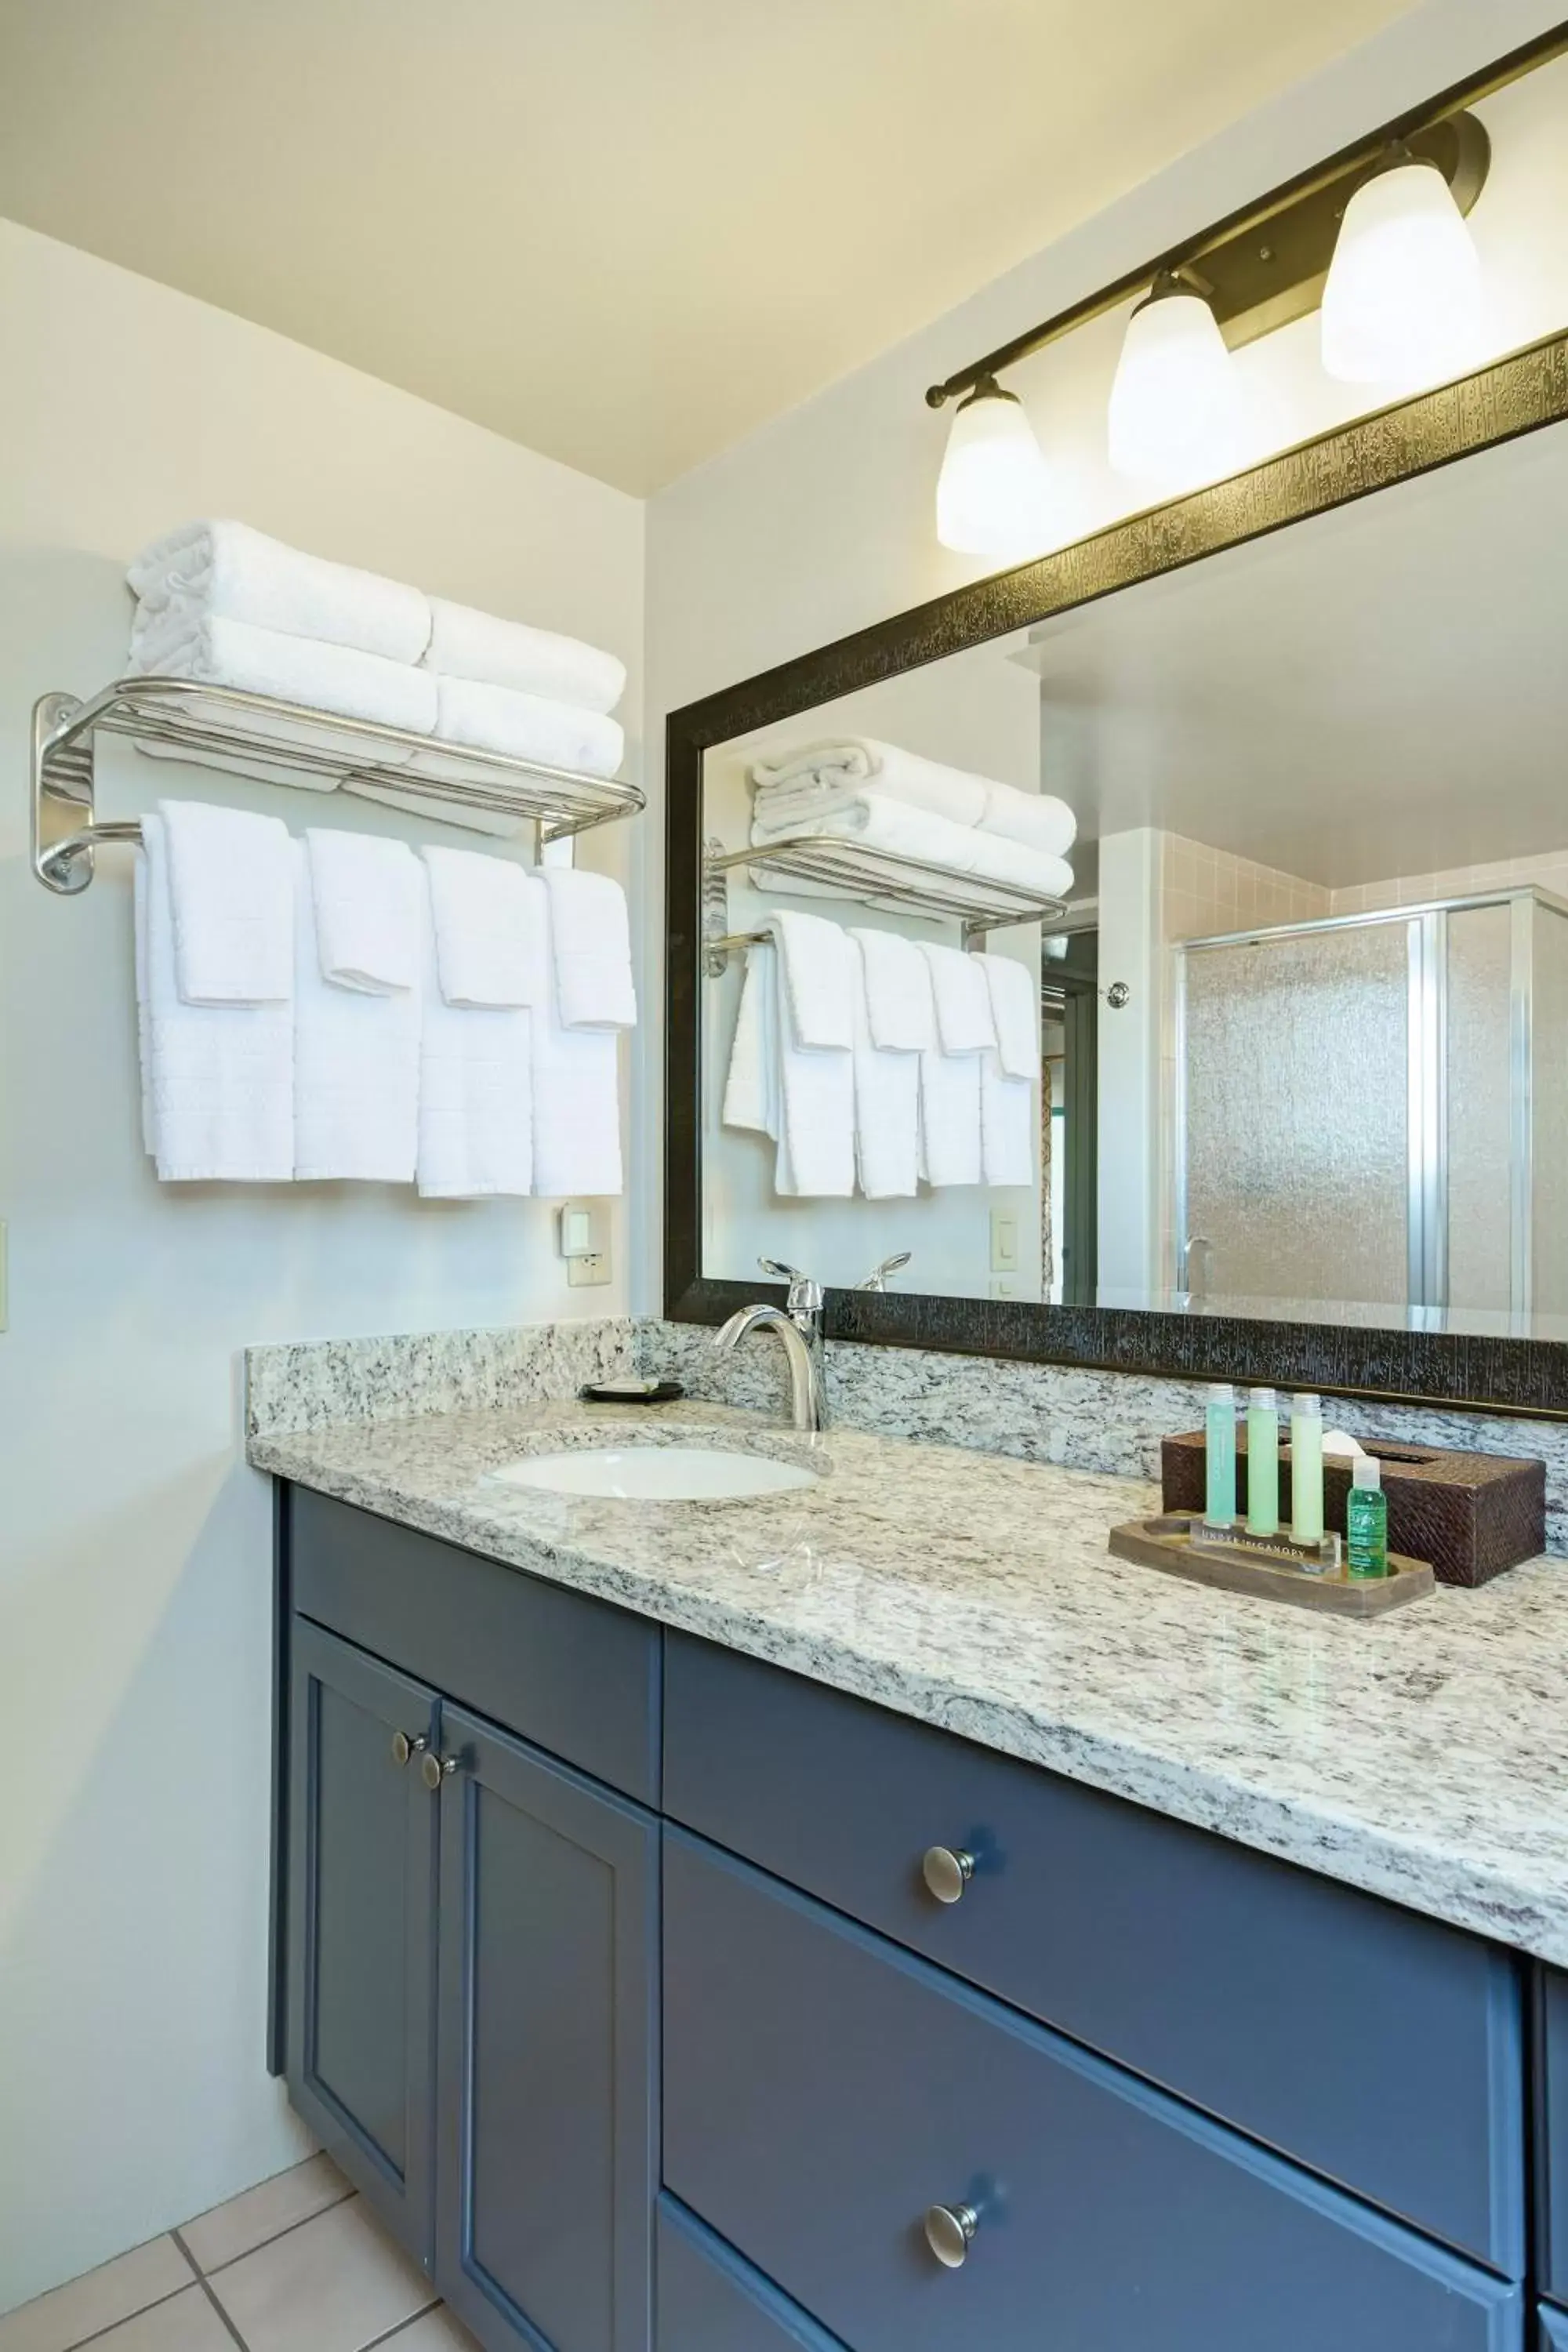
[[0, 0, 1417, 492]]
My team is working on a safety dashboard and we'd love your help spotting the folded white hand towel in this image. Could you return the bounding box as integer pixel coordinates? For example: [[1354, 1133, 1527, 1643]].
[[980, 1050, 1035, 1189], [722, 941, 780, 1138], [304, 829, 421, 996], [750, 738, 990, 829], [293, 844, 419, 1183], [542, 868, 637, 1030], [977, 952, 1037, 1080], [528, 878, 623, 1196], [428, 675, 624, 779], [751, 793, 1074, 904], [421, 846, 539, 1008], [423, 597, 626, 716], [915, 942, 992, 1189], [131, 612, 439, 737], [978, 781, 1077, 858], [416, 873, 533, 1199], [851, 939, 920, 1200], [848, 927, 937, 1052], [135, 814, 293, 1182], [767, 913, 855, 1198], [158, 797, 293, 1007], [127, 520, 431, 664], [920, 942, 997, 1055]]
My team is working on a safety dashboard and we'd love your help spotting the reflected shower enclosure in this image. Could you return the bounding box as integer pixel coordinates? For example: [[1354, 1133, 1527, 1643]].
[[1174, 887, 1568, 1323]]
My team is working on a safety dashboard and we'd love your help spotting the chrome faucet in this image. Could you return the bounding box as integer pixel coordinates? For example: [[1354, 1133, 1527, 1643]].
[[713, 1258, 827, 1432]]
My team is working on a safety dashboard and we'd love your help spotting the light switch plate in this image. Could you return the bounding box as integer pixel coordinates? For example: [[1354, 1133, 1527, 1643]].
[[989, 1211, 1018, 1273], [567, 1249, 611, 1288], [558, 1201, 601, 1260]]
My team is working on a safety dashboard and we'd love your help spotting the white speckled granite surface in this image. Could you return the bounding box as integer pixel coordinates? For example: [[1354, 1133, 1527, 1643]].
[[249, 1394, 1568, 1964]]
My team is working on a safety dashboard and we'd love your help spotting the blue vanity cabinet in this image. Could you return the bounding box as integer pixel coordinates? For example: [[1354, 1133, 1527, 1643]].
[[285, 1619, 438, 2263], [656, 2199, 851, 2352], [663, 1829, 1523, 2352], [432, 1706, 658, 2352], [1541, 1968, 1568, 2301], [1540, 2310, 1568, 2349]]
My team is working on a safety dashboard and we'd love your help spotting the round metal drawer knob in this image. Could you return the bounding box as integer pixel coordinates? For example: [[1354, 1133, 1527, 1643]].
[[922, 1845, 977, 1905], [390, 1731, 427, 1768], [924, 2202, 979, 2270], [420, 1751, 460, 1791]]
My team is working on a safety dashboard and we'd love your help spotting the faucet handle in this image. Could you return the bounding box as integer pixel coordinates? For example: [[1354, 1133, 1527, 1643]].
[[857, 1252, 912, 1293], [759, 1257, 822, 1317]]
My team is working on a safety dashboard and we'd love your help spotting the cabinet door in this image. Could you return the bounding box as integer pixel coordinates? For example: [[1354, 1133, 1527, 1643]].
[[434, 1706, 657, 2352], [287, 1620, 437, 2264]]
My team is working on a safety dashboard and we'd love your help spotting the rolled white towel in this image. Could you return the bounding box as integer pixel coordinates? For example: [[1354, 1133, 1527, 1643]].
[[752, 793, 1074, 903], [978, 780, 1077, 858], [426, 675, 624, 779], [130, 612, 438, 736], [423, 597, 626, 716], [750, 738, 990, 829], [127, 520, 431, 664]]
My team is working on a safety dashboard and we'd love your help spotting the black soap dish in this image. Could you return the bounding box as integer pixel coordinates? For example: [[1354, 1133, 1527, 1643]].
[[579, 1377, 687, 1406]]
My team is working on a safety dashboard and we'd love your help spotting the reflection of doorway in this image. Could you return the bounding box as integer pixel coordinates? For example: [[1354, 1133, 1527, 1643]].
[[1044, 930, 1098, 1305]]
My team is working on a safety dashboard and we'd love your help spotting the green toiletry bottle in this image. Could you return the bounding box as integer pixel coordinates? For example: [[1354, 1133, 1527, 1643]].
[[1346, 1455, 1388, 1580], [1290, 1392, 1325, 1556], [1246, 1387, 1279, 1537], [1204, 1382, 1236, 1529]]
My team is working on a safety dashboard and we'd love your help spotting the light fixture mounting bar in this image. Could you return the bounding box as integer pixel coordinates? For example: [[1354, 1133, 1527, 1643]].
[[924, 18, 1567, 408]]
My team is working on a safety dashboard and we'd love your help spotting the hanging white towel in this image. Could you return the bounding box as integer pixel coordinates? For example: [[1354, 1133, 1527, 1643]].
[[158, 797, 293, 1007], [769, 909, 855, 1051], [850, 938, 920, 1200], [416, 872, 533, 1199], [848, 927, 937, 1053], [293, 844, 420, 1183], [767, 913, 855, 1197], [528, 877, 623, 1196], [428, 676, 625, 779], [423, 597, 626, 716], [914, 942, 992, 1189], [542, 867, 637, 1030], [305, 829, 422, 995], [920, 943, 997, 1055], [130, 612, 438, 737], [127, 520, 431, 663], [135, 814, 293, 1182], [722, 941, 780, 1138], [976, 953, 1037, 1188], [421, 846, 539, 1008]]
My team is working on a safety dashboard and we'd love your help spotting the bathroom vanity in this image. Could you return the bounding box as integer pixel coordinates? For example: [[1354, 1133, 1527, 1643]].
[[254, 1399, 1568, 2352]]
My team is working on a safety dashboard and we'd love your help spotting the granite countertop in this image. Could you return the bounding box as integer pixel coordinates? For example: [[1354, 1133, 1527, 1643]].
[[250, 1398, 1568, 1964]]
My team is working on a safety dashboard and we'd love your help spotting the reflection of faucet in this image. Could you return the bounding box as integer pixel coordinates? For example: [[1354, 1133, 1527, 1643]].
[[857, 1252, 912, 1293], [1182, 1235, 1213, 1300], [714, 1258, 827, 1432]]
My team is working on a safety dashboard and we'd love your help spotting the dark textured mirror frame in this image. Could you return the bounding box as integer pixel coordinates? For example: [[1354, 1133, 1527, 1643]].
[[665, 326, 1568, 1419]]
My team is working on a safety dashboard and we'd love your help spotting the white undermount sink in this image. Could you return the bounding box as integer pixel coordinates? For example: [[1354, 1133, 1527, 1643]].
[[488, 1446, 818, 1502]]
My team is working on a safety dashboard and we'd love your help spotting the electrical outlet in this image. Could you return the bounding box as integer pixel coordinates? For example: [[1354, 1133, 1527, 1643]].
[[567, 1249, 611, 1288], [989, 1211, 1018, 1273]]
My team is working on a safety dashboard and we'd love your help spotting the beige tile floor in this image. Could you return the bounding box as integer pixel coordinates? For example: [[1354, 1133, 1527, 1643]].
[[0, 2157, 479, 2352]]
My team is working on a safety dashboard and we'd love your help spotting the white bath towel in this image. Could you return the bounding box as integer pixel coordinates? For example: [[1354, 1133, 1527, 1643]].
[[920, 942, 998, 1056], [848, 927, 937, 1053], [977, 954, 1036, 1187], [130, 612, 439, 738], [751, 793, 1074, 904], [750, 739, 990, 829], [423, 597, 626, 716], [769, 909, 855, 1051], [543, 867, 637, 1030], [851, 938, 920, 1200], [422, 846, 539, 1008], [416, 874, 533, 1199], [305, 829, 422, 996], [127, 520, 431, 664], [915, 942, 993, 1189], [722, 941, 780, 1138], [429, 675, 624, 779], [135, 814, 293, 1182], [768, 913, 856, 1197], [977, 952, 1037, 1080], [528, 877, 623, 1196], [979, 781, 1077, 858], [293, 844, 419, 1183], [158, 797, 293, 1007]]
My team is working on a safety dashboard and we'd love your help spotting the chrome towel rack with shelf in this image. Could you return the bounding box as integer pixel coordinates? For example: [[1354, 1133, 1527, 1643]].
[[31, 676, 645, 895]]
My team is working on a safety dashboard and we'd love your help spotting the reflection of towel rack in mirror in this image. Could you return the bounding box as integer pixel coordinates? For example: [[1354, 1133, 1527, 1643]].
[[702, 833, 1070, 977], [31, 677, 645, 895]]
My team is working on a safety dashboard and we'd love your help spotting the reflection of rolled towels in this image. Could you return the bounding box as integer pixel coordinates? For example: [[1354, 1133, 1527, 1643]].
[[750, 738, 989, 829], [752, 792, 1073, 902]]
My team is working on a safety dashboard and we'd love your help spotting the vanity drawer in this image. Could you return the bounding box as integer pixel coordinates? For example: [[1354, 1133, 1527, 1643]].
[[657, 2198, 849, 2351], [663, 1632, 1522, 2270], [286, 1486, 660, 1803], [663, 1831, 1521, 2352], [1541, 2310, 1568, 2351], [1539, 1969, 1568, 2300]]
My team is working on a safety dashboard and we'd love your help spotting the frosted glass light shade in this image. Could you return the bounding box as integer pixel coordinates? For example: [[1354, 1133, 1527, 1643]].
[[1321, 158, 1486, 390], [935, 379, 1054, 557], [1107, 285, 1248, 492]]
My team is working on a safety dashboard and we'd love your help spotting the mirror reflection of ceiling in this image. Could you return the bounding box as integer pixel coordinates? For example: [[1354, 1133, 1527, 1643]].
[[1020, 421, 1568, 887], [0, 0, 1418, 492]]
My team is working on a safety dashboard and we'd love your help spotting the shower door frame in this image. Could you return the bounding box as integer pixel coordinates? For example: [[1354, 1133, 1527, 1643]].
[[1172, 886, 1557, 1326]]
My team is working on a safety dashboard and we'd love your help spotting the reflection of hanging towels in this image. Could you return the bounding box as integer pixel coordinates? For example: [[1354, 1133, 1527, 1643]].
[[976, 953, 1036, 1187], [768, 911, 855, 1197], [915, 942, 994, 1188]]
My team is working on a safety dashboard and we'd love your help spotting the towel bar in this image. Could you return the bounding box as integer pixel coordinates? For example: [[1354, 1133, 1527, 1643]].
[[31, 677, 644, 895]]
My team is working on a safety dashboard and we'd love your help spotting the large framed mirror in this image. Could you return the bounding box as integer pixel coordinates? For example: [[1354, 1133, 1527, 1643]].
[[666, 325, 1568, 1413]]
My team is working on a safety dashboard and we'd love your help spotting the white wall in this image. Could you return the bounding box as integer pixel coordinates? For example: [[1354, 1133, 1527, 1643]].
[[0, 220, 644, 2310], [642, 0, 1568, 1311]]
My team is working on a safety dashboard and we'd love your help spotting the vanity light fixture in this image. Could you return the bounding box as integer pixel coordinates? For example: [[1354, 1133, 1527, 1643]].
[[1320, 147, 1489, 390], [934, 374, 1055, 557], [1106, 273, 1248, 492]]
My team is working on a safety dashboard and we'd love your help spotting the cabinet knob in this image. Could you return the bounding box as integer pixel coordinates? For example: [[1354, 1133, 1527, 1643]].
[[390, 1731, 427, 1768], [420, 1751, 461, 1791], [924, 2202, 979, 2270], [922, 1846, 976, 1905]]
